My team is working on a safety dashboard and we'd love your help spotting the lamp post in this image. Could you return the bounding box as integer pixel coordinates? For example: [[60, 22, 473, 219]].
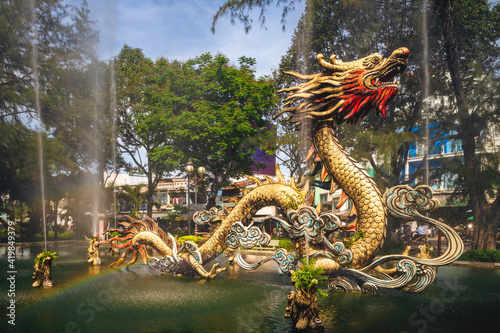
[[1, 193, 9, 210], [185, 158, 206, 235], [185, 160, 193, 234], [113, 188, 119, 229]]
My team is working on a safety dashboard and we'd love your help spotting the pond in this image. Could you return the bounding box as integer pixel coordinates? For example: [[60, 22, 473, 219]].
[[1, 244, 499, 332]]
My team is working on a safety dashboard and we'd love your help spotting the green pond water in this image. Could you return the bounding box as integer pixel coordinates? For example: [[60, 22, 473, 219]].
[[1, 244, 499, 332]]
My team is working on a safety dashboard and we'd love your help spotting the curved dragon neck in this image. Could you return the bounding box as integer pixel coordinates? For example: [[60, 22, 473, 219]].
[[313, 121, 386, 268]]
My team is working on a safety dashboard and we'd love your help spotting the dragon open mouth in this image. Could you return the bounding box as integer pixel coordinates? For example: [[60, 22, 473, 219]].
[[365, 63, 406, 89]]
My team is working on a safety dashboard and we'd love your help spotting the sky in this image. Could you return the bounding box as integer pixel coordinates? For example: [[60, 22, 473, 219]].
[[72, 0, 306, 77]]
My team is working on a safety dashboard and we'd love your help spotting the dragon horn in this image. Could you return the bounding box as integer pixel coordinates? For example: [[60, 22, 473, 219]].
[[316, 54, 363, 72], [387, 47, 409, 60]]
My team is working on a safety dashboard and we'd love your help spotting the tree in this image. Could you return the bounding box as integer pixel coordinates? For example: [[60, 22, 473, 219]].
[[165, 53, 277, 209], [0, 121, 72, 239], [0, 0, 115, 238], [215, 0, 500, 250], [116, 184, 146, 218], [0, 0, 97, 121], [115, 46, 181, 218], [432, 0, 500, 249], [275, 129, 309, 184]]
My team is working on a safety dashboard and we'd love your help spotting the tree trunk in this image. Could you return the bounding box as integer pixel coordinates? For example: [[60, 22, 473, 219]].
[[146, 166, 153, 218], [206, 182, 221, 209], [434, 0, 497, 250], [19, 201, 24, 240], [146, 190, 154, 218], [53, 200, 59, 240]]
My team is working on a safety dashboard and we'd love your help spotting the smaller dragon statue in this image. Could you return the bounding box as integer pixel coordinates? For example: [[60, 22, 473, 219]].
[[102, 216, 167, 267], [85, 236, 101, 266]]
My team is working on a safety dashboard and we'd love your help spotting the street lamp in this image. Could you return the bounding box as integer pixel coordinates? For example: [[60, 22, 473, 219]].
[[1, 193, 9, 210], [185, 158, 206, 235], [185, 159, 193, 234], [113, 188, 119, 229]]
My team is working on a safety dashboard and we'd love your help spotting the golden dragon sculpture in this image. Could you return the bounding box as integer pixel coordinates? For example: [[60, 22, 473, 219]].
[[106, 47, 463, 294]]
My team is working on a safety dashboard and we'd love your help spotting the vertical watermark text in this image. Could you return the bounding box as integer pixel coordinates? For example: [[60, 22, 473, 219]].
[[6, 220, 17, 326]]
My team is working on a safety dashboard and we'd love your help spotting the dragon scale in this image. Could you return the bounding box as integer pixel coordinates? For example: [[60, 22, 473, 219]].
[[313, 122, 385, 268]]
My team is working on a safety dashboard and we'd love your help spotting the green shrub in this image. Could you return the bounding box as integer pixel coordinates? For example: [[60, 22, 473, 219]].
[[459, 249, 500, 263], [178, 235, 205, 244], [35, 231, 75, 239], [344, 231, 365, 248], [279, 238, 294, 252], [292, 259, 328, 298], [34, 249, 58, 266], [107, 231, 122, 238]]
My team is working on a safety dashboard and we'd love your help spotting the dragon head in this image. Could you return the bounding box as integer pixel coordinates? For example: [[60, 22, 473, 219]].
[[278, 47, 409, 126]]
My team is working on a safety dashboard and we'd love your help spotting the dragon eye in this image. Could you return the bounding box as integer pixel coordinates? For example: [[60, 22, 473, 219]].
[[373, 57, 380, 63]]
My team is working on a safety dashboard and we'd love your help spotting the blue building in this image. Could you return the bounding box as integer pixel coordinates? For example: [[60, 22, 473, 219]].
[[404, 126, 463, 192]]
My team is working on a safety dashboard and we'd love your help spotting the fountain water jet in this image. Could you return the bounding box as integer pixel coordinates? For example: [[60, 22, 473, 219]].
[[422, 0, 430, 187], [30, 0, 47, 250]]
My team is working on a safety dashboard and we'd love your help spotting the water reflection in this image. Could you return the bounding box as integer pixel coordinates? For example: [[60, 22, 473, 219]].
[[0, 244, 499, 332]]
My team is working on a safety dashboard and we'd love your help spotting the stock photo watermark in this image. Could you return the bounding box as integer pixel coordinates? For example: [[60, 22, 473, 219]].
[[5, 220, 17, 326], [236, 274, 291, 333], [56, 270, 135, 333], [402, 276, 467, 333]]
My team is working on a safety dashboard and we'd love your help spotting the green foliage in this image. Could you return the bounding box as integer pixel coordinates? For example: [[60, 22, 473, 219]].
[[212, 0, 296, 33], [115, 46, 181, 218], [292, 259, 328, 298], [178, 235, 205, 244], [34, 249, 59, 266], [107, 231, 122, 238], [459, 250, 500, 263], [0, 0, 97, 119], [166, 204, 189, 221], [279, 238, 294, 252], [344, 231, 366, 248], [116, 184, 146, 218], [282, 191, 305, 210], [137, 52, 277, 209]]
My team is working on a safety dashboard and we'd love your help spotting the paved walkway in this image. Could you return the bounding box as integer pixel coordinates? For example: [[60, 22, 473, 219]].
[[0, 239, 86, 247]]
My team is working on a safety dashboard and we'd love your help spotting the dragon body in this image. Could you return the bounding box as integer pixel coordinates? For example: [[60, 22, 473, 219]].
[[278, 47, 410, 269], [110, 47, 462, 292], [313, 122, 385, 268]]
